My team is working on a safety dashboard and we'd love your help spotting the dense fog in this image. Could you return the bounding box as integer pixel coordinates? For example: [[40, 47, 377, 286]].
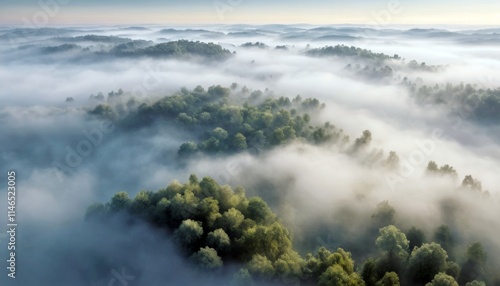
[[0, 25, 499, 285]]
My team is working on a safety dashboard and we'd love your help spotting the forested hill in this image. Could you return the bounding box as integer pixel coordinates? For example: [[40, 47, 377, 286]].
[[86, 176, 494, 285], [83, 85, 495, 285], [40, 39, 233, 61], [86, 85, 492, 193], [306, 44, 400, 62], [109, 40, 232, 60], [88, 85, 351, 157]]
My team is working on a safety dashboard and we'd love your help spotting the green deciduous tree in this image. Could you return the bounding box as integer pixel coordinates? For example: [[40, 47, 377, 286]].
[[274, 250, 305, 283], [246, 197, 275, 224], [371, 201, 396, 230], [407, 226, 426, 251], [427, 161, 439, 172], [444, 261, 461, 280], [131, 190, 153, 219], [207, 228, 231, 253], [318, 264, 364, 286], [246, 254, 275, 280], [213, 127, 229, 140], [189, 247, 223, 271], [408, 243, 448, 284], [425, 273, 458, 286], [462, 175, 482, 192], [434, 225, 454, 255], [375, 225, 409, 276], [459, 242, 487, 284], [217, 208, 245, 237], [174, 219, 203, 250], [376, 225, 409, 257], [169, 190, 199, 223], [361, 259, 378, 286], [232, 133, 248, 151], [108, 192, 131, 213], [178, 141, 198, 157], [85, 203, 107, 221], [376, 272, 400, 286]]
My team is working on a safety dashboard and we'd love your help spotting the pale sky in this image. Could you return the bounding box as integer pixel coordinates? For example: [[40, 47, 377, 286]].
[[0, 0, 499, 26]]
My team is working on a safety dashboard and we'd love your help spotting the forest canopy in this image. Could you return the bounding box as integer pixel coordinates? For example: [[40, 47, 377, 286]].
[[86, 176, 493, 285]]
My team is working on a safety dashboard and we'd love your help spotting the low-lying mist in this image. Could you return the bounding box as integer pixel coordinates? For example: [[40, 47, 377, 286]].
[[0, 25, 499, 285]]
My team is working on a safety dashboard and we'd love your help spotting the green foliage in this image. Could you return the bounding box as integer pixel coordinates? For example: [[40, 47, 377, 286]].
[[375, 225, 409, 277], [174, 219, 203, 250], [465, 281, 486, 286], [207, 228, 231, 253], [425, 273, 458, 286], [434, 225, 455, 254], [466, 242, 487, 265], [407, 243, 449, 284], [462, 175, 482, 192], [406, 226, 426, 251], [427, 161, 439, 172], [376, 272, 400, 286], [169, 190, 199, 223], [307, 44, 397, 62], [189, 174, 199, 185], [245, 197, 276, 224], [405, 81, 500, 122], [232, 133, 248, 151], [88, 176, 305, 284], [459, 243, 487, 284], [445, 262, 461, 280], [371, 201, 396, 228], [353, 130, 372, 151], [426, 161, 457, 177], [42, 43, 81, 53], [189, 247, 223, 271], [218, 208, 245, 237], [241, 42, 269, 49], [306, 247, 362, 286], [108, 192, 131, 213], [89, 104, 117, 121], [213, 127, 229, 140], [88, 85, 347, 156], [384, 151, 400, 170], [318, 264, 364, 286], [238, 222, 293, 262], [376, 225, 409, 257], [274, 250, 305, 284], [113, 40, 232, 60], [246, 254, 276, 280], [361, 259, 378, 286], [84, 203, 107, 221], [85, 172, 494, 285], [131, 190, 154, 219]]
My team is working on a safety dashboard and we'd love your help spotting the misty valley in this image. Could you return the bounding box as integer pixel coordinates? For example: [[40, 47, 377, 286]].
[[1, 25, 500, 286]]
